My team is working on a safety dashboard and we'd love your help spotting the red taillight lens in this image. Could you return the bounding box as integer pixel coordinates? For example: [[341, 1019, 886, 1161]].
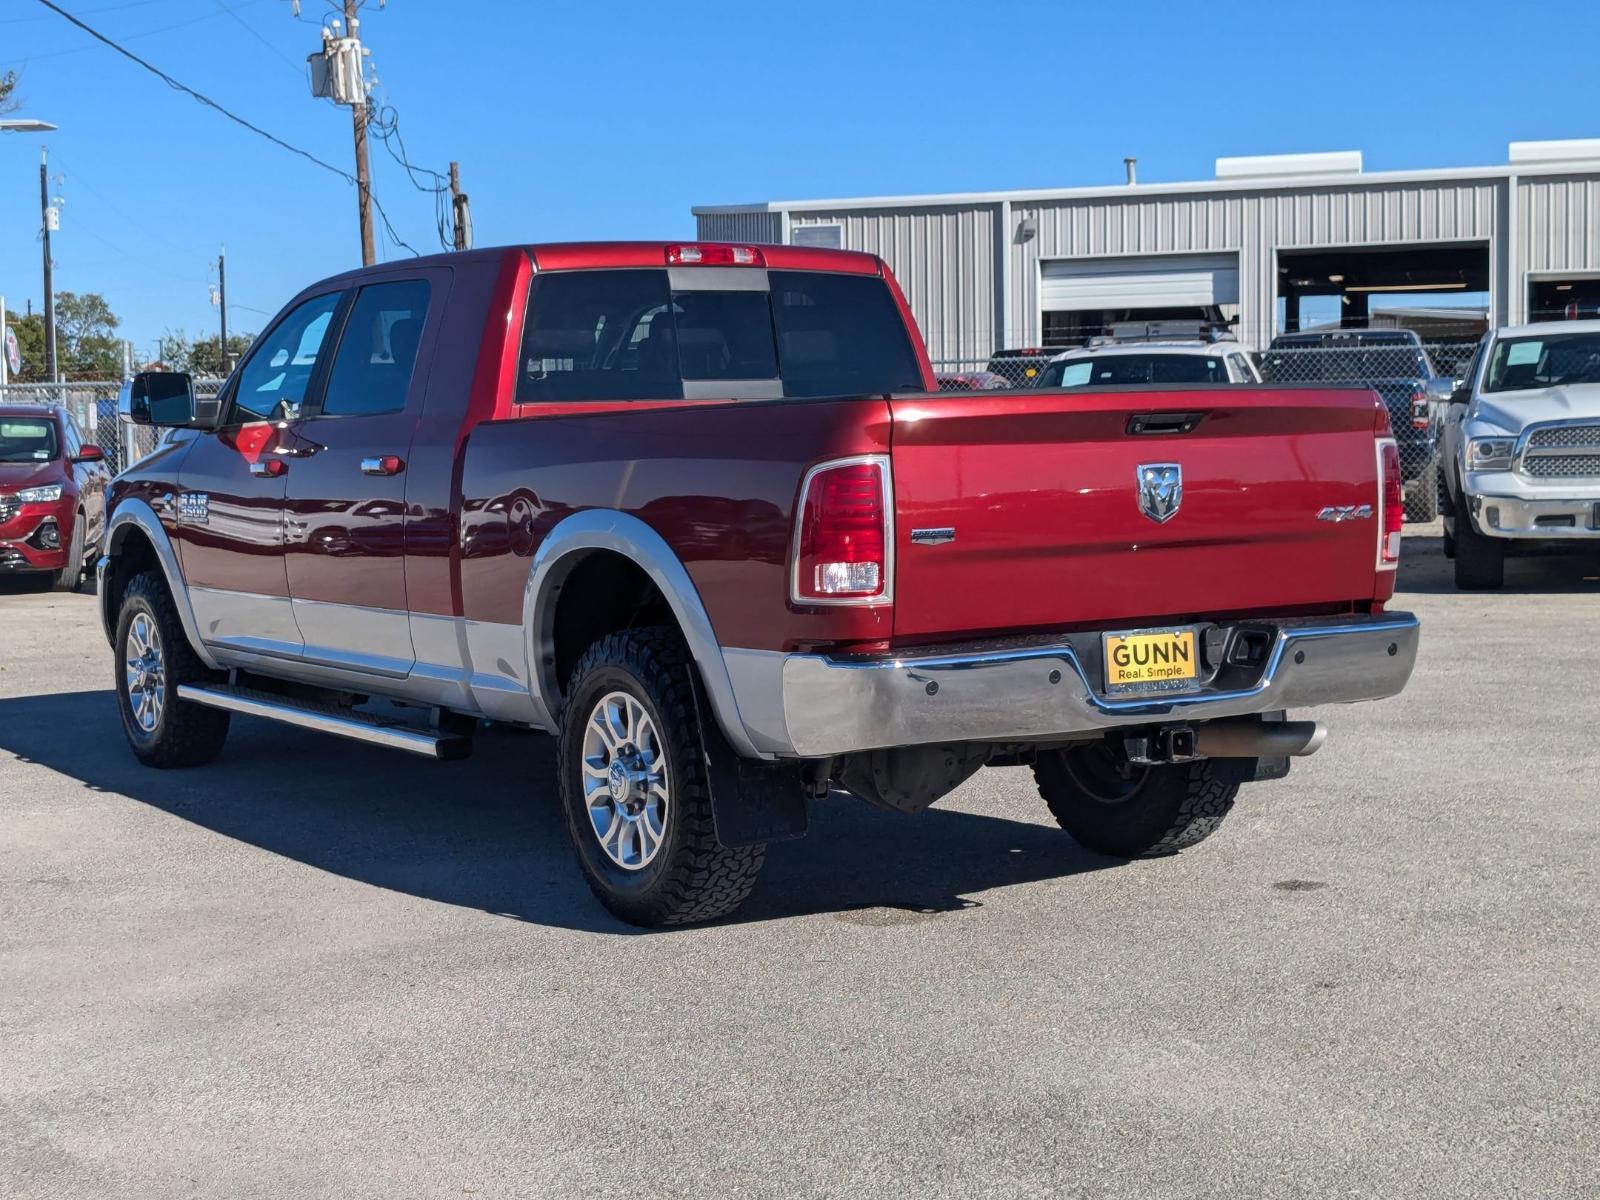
[[1378, 438, 1403, 567], [665, 244, 765, 267], [793, 458, 890, 603], [1410, 390, 1430, 430]]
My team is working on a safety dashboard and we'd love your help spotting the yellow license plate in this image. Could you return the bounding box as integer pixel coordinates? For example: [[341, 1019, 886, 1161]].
[[1103, 629, 1199, 691]]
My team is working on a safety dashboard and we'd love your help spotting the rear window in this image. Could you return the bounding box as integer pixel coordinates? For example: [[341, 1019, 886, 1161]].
[[768, 270, 923, 397], [1036, 354, 1230, 387], [515, 268, 922, 403]]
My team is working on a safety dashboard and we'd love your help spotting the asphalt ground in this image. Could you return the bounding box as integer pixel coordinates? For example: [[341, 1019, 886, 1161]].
[[1, 525, 1597, 1199]]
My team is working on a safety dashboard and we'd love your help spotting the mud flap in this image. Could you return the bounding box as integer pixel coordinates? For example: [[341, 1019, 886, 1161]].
[[688, 669, 809, 848]]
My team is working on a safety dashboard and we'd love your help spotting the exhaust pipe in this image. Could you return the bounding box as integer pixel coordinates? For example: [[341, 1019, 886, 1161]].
[[1194, 719, 1326, 759]]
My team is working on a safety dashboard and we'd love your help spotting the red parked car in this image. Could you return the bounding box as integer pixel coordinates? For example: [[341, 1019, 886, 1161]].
[[0, 403, 109, 591], [100, 242, 1417, 926]]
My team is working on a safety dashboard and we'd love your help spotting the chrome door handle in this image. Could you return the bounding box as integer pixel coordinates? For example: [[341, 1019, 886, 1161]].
[[360, 455, 405, 476]]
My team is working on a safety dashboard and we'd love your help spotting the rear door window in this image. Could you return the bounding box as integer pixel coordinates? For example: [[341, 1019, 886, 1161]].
[[517, 270, 681, 403]]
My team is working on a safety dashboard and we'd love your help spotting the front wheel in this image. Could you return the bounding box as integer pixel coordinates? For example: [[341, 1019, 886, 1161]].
[[557, 627, 764, 927], [115, 571, 231, 767], [1033, 743, 1239, 857], [50, 509, 86, 592], [1453, 510, 1505, 590]]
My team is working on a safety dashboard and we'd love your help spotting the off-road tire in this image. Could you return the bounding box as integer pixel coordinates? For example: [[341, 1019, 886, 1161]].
[[115, 570, 231, 767], [50, 509, 86, 592], [1405, 465, 1440, 523], [1033, 746, 1239, 857], [1453, 511, 1505, 590], [557, 627, 764, 927]]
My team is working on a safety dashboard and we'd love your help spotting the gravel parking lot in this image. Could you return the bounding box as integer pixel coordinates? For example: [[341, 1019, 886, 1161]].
[[2, 527, 1597, 1199]]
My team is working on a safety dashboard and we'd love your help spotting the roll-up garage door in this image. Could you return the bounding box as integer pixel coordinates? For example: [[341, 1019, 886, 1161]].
[[1040, 254, 1239, 311]]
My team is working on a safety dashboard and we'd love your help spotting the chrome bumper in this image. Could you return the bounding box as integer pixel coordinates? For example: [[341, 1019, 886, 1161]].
[[756, 613, 1420, 758], [1468, 493, 1600, 540]]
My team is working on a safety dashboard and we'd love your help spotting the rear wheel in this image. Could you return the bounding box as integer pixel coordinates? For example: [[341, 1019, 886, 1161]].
[[50, 510, 85, 592], [115, 570, 231, 766], [1033, 743, 1238, 857], [557, 627, 764, 927], [1453, 512, 1505, 590], [1405, 465, 1440, 523]]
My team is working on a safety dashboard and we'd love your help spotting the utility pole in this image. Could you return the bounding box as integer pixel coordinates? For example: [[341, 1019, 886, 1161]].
[[346, 0, 375, 266], [449, 160, 472, 251], [40, 147, 58, 383], [217, 248, 229, 371]]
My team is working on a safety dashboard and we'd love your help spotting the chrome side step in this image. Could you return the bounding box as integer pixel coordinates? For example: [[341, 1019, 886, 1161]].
[[175, 684, 468, 760]]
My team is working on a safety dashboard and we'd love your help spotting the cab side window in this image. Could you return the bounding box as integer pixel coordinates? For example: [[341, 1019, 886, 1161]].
[[319, 280, 432, 417], [517, 270, 682, 403], [231, 292, 343, 422]]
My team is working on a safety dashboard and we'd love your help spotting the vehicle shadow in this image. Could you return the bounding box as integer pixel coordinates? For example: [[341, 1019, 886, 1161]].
[[1396, 533, 1600, 596], [0, 689, 1119, 935]]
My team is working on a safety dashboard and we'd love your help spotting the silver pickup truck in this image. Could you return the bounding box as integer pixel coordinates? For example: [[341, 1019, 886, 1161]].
[[1440, 320, 1600, 589]]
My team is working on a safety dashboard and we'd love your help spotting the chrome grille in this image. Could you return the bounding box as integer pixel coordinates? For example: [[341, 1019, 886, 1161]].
[[1521, 423, 1600, 479], [0, 496, 18, 524], [1524, 453, 1600, 478], [1526, 423, 1600, 451]]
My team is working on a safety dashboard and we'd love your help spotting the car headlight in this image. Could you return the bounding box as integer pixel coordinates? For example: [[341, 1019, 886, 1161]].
[[1466, 438, 1516, 471], [16, 484, 63, 503]]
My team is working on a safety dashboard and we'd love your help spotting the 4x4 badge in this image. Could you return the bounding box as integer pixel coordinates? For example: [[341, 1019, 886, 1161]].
[[1136, 463, 1182, 524]]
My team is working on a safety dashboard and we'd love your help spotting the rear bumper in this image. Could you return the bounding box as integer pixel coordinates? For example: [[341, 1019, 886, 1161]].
[[727, 612, 1419, 758]]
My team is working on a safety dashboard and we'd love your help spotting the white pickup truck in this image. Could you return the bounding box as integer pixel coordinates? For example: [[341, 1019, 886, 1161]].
[[1441, 320, 1600, 589]]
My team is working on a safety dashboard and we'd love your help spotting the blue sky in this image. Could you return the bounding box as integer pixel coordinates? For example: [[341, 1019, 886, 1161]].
[[2, 0, 1597, 358]]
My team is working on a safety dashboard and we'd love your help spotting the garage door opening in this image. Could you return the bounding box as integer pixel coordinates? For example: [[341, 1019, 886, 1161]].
[[1040, 254, 1239, 348], [1528, 277, 1600, 322], [1276, 244, 1490, 346]]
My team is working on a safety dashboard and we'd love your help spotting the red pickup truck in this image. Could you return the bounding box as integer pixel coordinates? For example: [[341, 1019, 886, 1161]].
[[102, 242, 1418, 926]]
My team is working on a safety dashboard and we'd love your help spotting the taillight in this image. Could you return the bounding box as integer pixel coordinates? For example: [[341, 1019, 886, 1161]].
[[1410, 390, 1430, 430], [665, 244, 765, 266], [792, 456, 892, 605], [1377, 437, 1403, 568]]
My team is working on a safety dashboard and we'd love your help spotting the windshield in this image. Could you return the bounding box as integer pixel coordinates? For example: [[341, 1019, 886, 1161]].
[[1036, 354, 1229, 388], [1484, 332, 1600, 392], [0, 418, 60, 463]]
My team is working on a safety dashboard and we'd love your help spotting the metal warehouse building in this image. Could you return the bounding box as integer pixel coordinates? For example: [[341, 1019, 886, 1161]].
[[693, 140, 1600, 365]]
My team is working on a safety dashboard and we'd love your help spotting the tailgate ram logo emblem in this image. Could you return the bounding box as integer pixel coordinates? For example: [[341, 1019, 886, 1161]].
[[1136, 463, 1182, 524]]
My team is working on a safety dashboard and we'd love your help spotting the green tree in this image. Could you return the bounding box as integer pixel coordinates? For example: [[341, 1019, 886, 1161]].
[[54, 291, 122, 379], [3, 311, 47, 382], [0, 70, 17, 114], [188, 332, 254, 378]]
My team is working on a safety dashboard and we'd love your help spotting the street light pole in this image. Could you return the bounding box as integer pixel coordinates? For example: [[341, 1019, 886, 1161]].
[[40, 146, 57, 383]]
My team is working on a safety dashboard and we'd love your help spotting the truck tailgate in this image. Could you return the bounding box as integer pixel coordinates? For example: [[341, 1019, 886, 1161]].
[[889, 386, 1385, 640]]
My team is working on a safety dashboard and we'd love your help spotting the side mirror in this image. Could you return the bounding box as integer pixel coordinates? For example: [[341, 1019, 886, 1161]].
[[1425, 377, 1455, 404], [120, 371, 199, 428], [72, 444, 106, 464]]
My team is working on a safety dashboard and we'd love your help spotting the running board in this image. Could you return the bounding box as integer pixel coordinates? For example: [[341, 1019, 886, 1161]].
[[175, 684, 469, 760]]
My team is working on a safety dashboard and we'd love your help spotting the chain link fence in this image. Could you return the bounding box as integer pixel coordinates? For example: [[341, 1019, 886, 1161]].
[[932, 335, 1478, 523], [0, 379, 227, 473]]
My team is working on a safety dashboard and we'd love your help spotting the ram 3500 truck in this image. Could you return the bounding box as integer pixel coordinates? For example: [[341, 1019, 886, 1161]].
[[102, 242, 1419, 926]]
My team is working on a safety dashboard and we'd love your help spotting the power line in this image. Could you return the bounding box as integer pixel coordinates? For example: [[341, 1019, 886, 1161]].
[[209, 0, 305, 78], [2, 0, 272, 66], [31, 0, 421, 256]]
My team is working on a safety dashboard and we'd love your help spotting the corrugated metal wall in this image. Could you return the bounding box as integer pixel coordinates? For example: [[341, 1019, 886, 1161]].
[[1012, 179, 1502, 348], [1518, 174, 1600, 273], [699, 169, 1600, 357], [695, 210, 783, 245], [786, 208, 997, 362]]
